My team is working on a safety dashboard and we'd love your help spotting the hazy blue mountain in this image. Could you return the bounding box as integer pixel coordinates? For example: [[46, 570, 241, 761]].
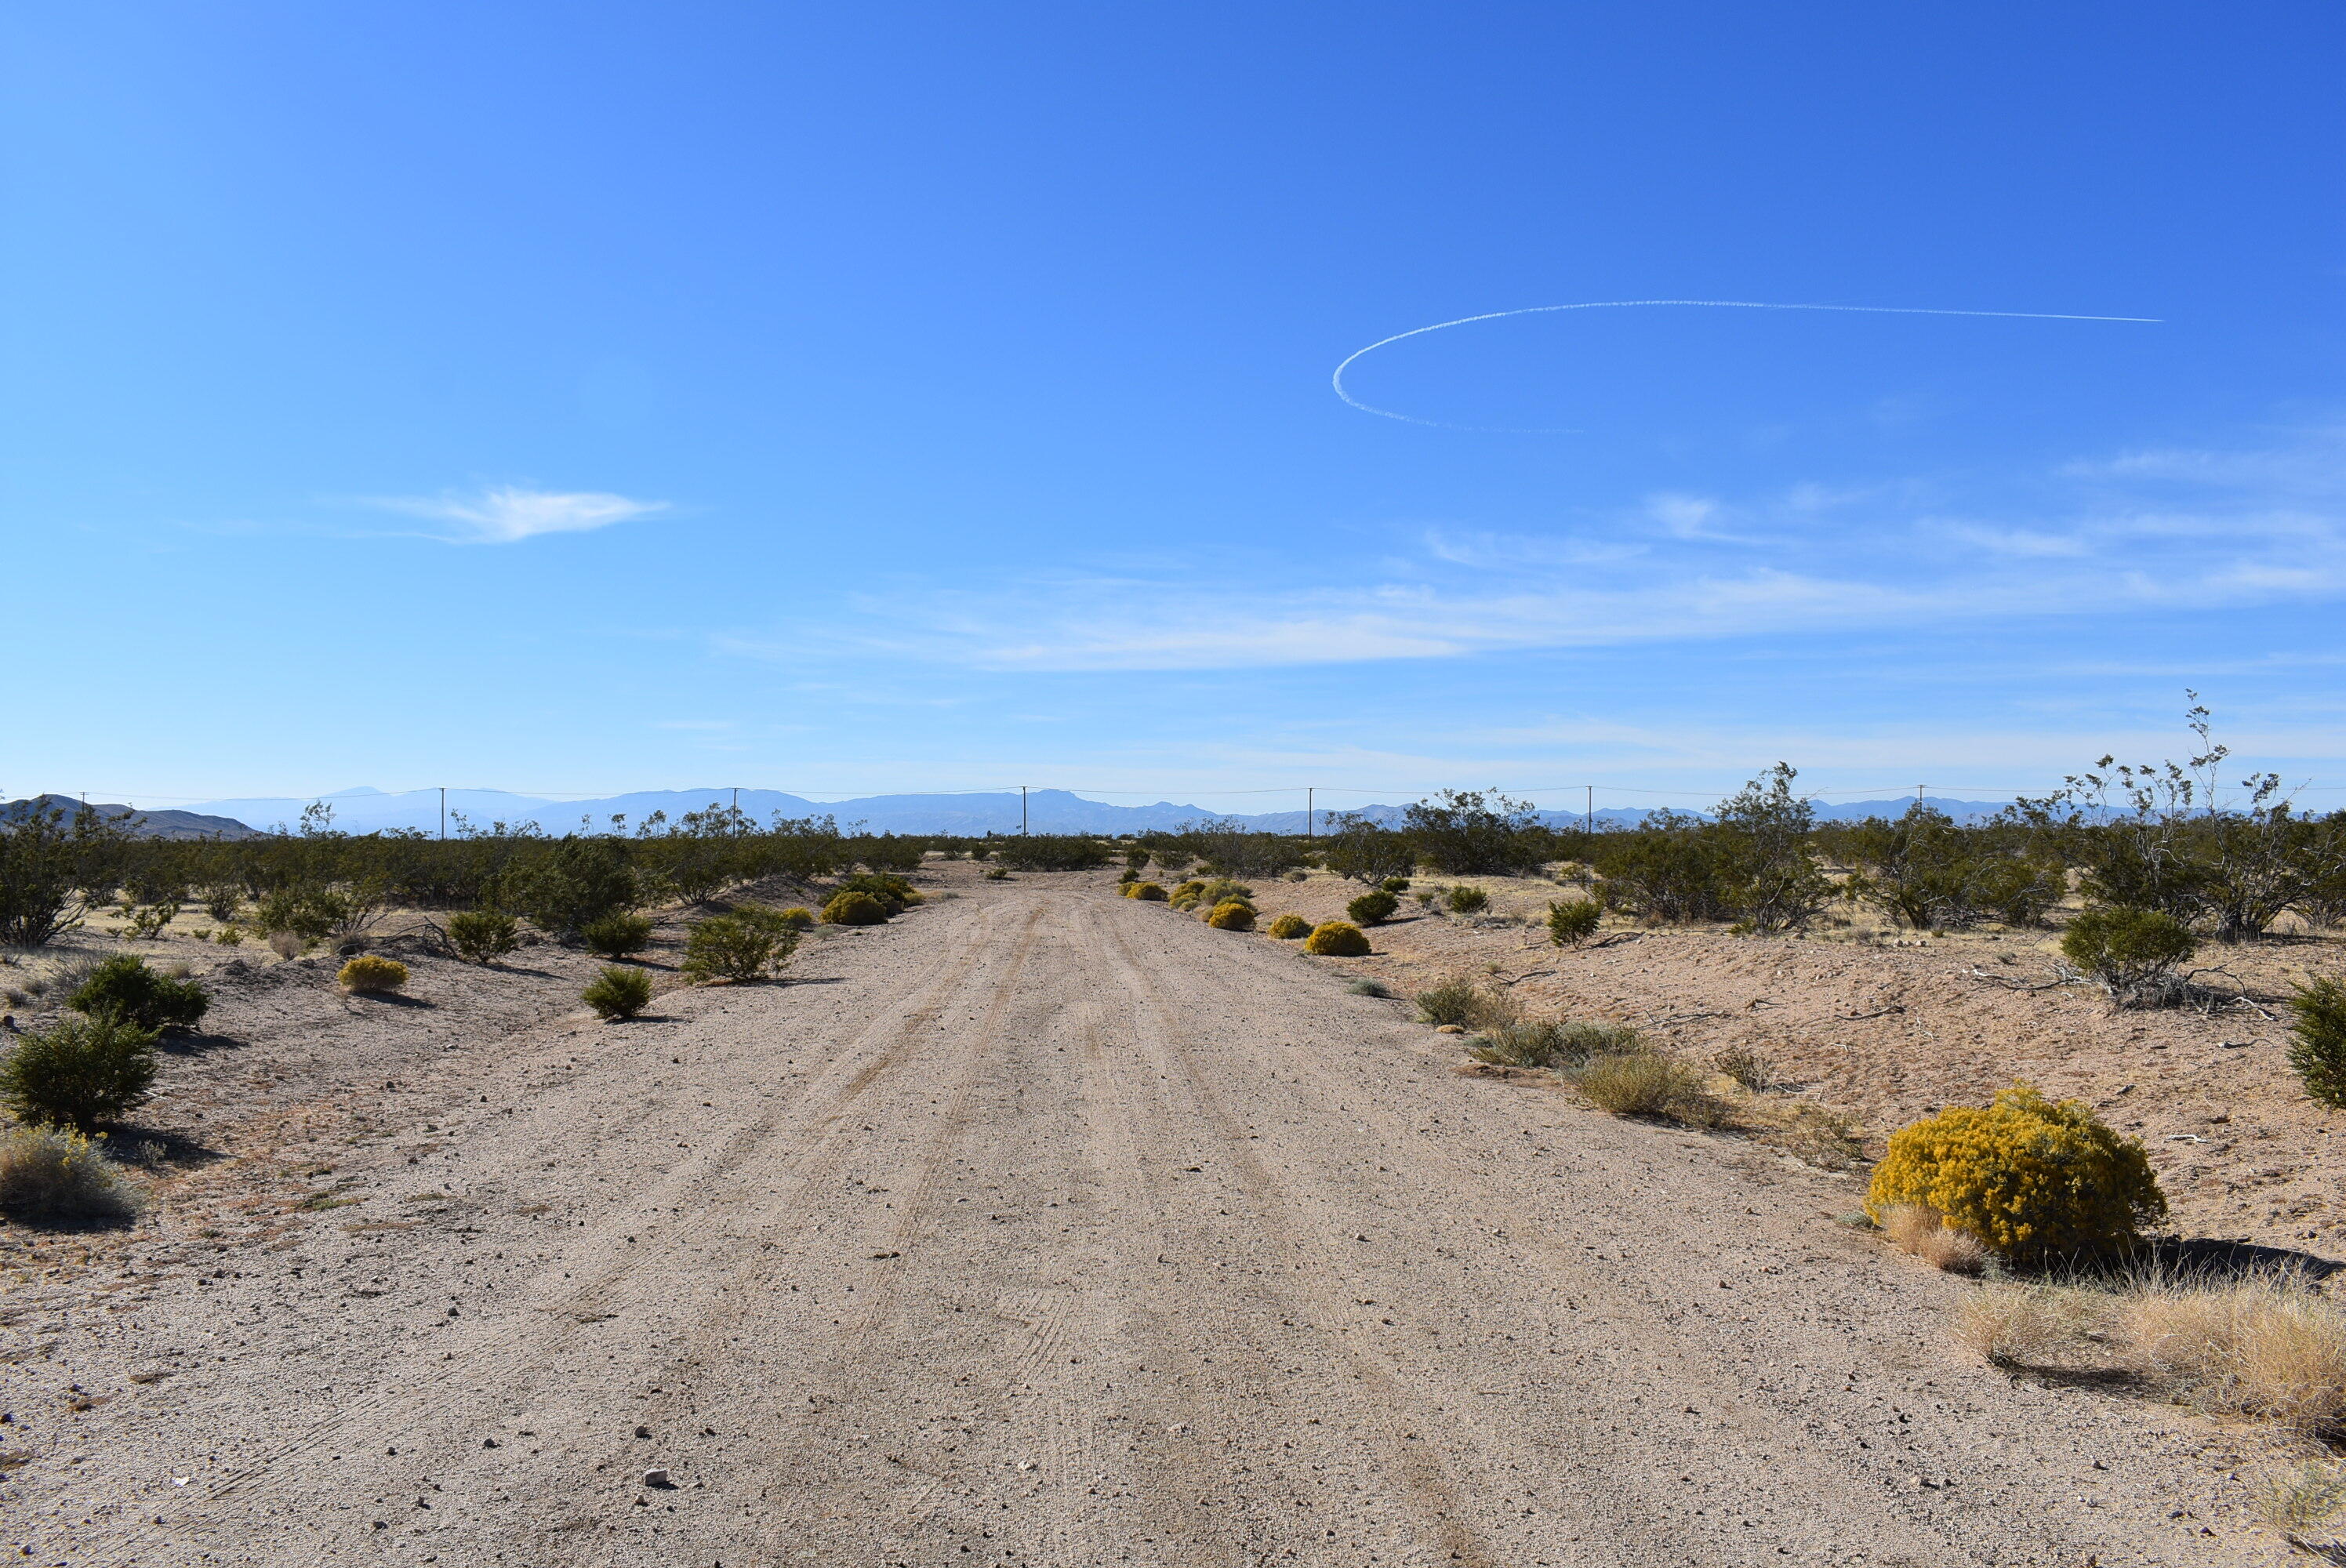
[[2, 794, 259, 840]]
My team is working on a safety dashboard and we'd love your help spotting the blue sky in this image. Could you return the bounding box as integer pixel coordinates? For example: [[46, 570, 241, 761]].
[[6, 2, 2342, 816]]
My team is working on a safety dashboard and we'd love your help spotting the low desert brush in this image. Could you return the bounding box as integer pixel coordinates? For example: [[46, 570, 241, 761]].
[[1303, 920, 1371, 956], [1574, 1052, 1723, 1125], [1471, 1019, 1641, 1070], [1414, 976, 1516, 1031], [1346, 889, 1399, 926], [582, 964, 654, 1021], [682, 914, 800, 982], [2261, 1460, 2346, 1544], [1712, 1044, 1779, 1093], [1125, 882, 1168, 902], [1876, 1203, 1988, 1274], [1444, 885, 1490, 914], [2286, 975, 2346, 1109], [0, 1123, 143, 1226], [1866, 1085, 2166, 1266], [2060, 906, 2197, 1006], [1266, 913, 1311, 939], [836, 873, 921, 913], [69, 955, 209, 1033], [820, 890, 889, 927], [213, 925, 245, 946], [1545, 898, 1602, 947], [119, 901, 177, 940], [0, 1013, 159, 1132], [1205, 900, 1256, 931], [581, 913, 655, 960], [336, 955, 409, 993], [773, 906, 817, 931], [1346, 978, 1393, 997], [445, 908, 520, 964]]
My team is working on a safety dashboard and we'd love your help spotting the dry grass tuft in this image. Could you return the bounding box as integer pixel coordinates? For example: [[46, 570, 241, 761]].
[[1953, 1283, 2113, 1366], [2119, 1269, 2346, 1432], [2259, 1460, 2346, 1546], [1574, 1052, 1724, 1127], [1879, 1203, 1988, 1275], [0, 1123, 145, 1228]]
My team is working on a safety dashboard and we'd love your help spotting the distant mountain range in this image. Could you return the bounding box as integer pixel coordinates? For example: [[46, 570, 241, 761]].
[[125, 786, 2018, 837], [1, 793, 261, 840]]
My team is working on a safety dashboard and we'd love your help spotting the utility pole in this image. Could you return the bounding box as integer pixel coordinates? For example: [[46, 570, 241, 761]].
[[1306, 787, 1313, 838], [1021, 785, 1028, 836], [1917, 782, 1926, 809], [1585, 785, 1593, 837], [440, 786, 447, 841]]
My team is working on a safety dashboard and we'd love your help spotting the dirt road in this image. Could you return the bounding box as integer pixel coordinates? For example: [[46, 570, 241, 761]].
[[14, 885, 2282, 1565]]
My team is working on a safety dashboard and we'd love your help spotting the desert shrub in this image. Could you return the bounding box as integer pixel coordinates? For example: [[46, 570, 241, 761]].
[[1266, 913, 1311, 939], [336, 955, 408, 993], [1403, 790, 1551, 876], [995, 835, 1110, 872], [1168, 880, 1208, 909], [1865, 1085, 2166, 1266], [68, 955, 209, 1032], [266, 931, 303, 960], [445, 908, 520, 964], [1123, 844, 1151, 870], [1591, 815, 1733, 924], [1473, 1019, 1641, 1070], [852, 833, 926, 874], [0, 1123, 143, 1226], [1877, 1203, 1988, 1274], [1303, 920, 1371, 956], [820, 890, 889, 927], [1414, 976, 1518, 1030], [507, 837, 641, 939], [773, 906, 816, 930], [214, 925, 244, 946], [1126, 882, 1168, 902], [0, 1013, 159, 1132], [0, 804, 129, 949], [201, 883, 242, 924], [1319, 816, 1418, 885], [836, 873, 921, 913], [582, 964, 654, 1020], [336, 954, 406, 993], [1545, 898, 1602, 946], [1840, 807, 1984, 930], [581, 913, 655, 960], [1712, 764, 1834, 933], [1346, 889, 1399, 926], [1381, 876, 1411, 892], [252, 886, 349, 943], [984, 866, 1009, 880], [2286, 977, 2346, 1109], [1711, 1043, 1778, 1092], [1117, 867, 1140, 886], [1346, 977, 1392, 997], [1205, 901, 1256, 931], [1441, 885, 1486, 914], [1186, 823, 1305, 879], [1574, 1053, 1721, 1124], [120, 901, 176, 940], [2061, 906, 2197, 1004], [681, 914, 799, 982]]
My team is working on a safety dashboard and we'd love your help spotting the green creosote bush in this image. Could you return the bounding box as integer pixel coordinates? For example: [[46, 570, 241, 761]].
[[336, 955, 409, 993], [119, 901, 176, 940], [0, 1013, 160, 1133], [1444, 885, 1490, 915], [1266, 913, 1311, 939], [581, 913, 656, 960], [820, 890, 890, 927], [1380, 877, 1411, 894], [0, 1123, 143, 1227], [2061, 906, 2198, 1004], [582, 964, 654, 1021], [1865, 1085, 2166, 1266], [1302, 920, 1371, 957], [507, 837, 641, 941], [68, 955, 209, 1033], [1117, 867, 1141, 885], [202, 884, 242, 924], [252, 887, 350, 944], [1346, 889, 1400, 927], [213, 925, 244, 947], [445, 908, 520, 964], [1471, 1019, 1643, 1070], [681, 914, 800, 983], [1545, 898, 1603, 947], [1574, 1052, 1723, 1126], [1205, 901, 1256, 931], [994, 836, 1111, 873], [2285, 977, 2346, 1109], [1414, 888, 1440, 907]]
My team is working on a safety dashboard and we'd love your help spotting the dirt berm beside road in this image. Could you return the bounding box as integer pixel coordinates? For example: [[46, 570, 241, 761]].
[[8, 881, 2290, 1565]]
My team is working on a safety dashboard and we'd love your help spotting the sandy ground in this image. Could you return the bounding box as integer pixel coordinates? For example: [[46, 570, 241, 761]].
[[0, 868, 2322, 1565]]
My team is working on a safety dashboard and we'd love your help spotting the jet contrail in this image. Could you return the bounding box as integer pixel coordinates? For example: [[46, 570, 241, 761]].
[[1331, 299, 2163, 430]]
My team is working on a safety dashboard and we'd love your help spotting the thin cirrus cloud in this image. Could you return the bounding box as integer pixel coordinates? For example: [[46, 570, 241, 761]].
[[366, 485, 670, 543]]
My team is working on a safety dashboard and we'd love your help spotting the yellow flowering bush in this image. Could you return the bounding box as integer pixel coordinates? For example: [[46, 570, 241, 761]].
[[1168, 880, 1209, 910], [1127, 882, 1168, 902], [336, 955, 409, 993], [1206, 900, 1256, 931], [1865, 1085, 2166, 1265], [1303, 920, 1371, 956]]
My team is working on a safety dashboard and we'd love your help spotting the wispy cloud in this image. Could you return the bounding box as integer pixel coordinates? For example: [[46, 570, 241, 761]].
[[367, 485, 670, 543]]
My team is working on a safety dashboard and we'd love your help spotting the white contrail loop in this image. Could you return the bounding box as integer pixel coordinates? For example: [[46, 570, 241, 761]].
[[1330, 298, 2165, 430]]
